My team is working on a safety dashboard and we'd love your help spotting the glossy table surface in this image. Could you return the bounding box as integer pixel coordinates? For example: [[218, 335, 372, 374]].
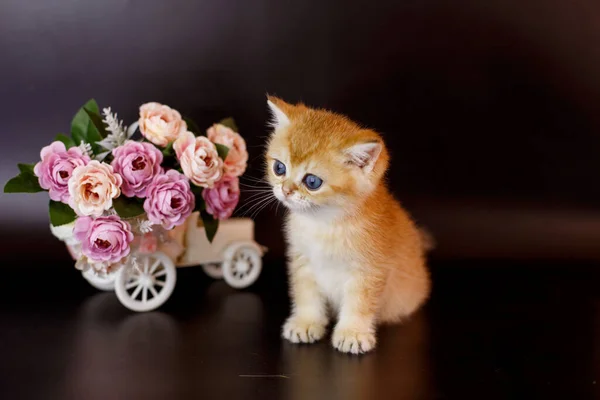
[[1, 258, 599, 400]]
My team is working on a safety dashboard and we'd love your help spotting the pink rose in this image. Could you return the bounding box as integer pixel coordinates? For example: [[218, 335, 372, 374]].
[[202, 175, 240, 220], [68, 161, 123, 217], [73, 215, 134, 268], [139, 102, 187, 147], [111, 140, 163, 198], [207, 124, 248, 177], [173, 132, 223, 188], [144, 170, 195, 229], [33, 141, 90, 203]]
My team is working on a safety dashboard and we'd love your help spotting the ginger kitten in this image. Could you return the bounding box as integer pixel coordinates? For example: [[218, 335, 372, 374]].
[[265, 97, 431, 354]]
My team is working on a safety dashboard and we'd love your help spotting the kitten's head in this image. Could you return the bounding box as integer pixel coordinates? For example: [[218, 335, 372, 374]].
[[265, 96, 389, 216]]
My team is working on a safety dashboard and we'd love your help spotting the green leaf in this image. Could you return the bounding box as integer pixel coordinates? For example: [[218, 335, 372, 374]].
[[55, 133, 76, 149], [200, 210, 219, 243], [71, 99, 96, 142], [159, 142, 179, 170], [162, 142, 174, 157], [49, 200, 77, 226], [18, 163, 35, 174], [191, 185, 204, 212], [184, 117, 202, 136], [4, 165, 43, 193], [113, 196, 145, 218], [83, 98, 99, 114], [214, 143, 229, 160], [218, 117, 238, 132], [87, 119, 103, 144], [84, 108, 107, 138], [71, 99, 103, 148]]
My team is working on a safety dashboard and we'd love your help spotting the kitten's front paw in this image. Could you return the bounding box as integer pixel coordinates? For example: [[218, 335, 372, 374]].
[[332, 326, 376, 354], [282, 316, 327, 344]]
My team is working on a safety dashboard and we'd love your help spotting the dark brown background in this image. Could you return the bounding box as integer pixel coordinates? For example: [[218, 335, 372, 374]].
[[2, 0, 600, 261], [2, 2, 600, 399]]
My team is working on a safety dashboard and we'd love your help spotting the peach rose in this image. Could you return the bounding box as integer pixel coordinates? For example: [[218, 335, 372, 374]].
[[68, 161, 123, 217], [206, 124, 248, 177], [138, 102, 187, 147], [173, 132, 223, 188]]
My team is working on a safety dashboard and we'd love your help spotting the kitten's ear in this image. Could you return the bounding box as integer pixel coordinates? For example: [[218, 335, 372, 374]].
[[345, 141, 382, 173], [266, 95, 291, 129]]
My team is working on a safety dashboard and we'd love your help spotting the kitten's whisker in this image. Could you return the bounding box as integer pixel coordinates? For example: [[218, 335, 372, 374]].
[[235, 193, 274, 215], [239, 188, 271, 193], [247, 200, 270, 219], [238, 199, 269, 218], [239, 183, 271, 189], [241, 179, 265, 185], [241, 189, 272, 193], [240, 179, 270, 187], [241, 185, 271, 192], [242, 192, 272, 197], [238, 190, 272, 201], [241, 175, 268, 182], [240, 184, 271, 191], [239, 183, 272, 191], [250, 197, 278, 219], [242, 179, 270, 186], [238, 196, 272, 210], [252, 200, 276, 220], [242, 191, 273, 202], [239, 179, 269, 184], [240, 194, 276, 218], [269, 197, 282, 216], [237, 193, 272, 209]]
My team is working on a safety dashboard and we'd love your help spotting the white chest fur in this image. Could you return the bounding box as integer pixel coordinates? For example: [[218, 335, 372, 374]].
[[288, 213, 357, 309]]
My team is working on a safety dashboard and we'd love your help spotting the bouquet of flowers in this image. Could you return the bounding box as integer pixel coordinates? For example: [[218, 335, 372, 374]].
[[4, 99, 248, 274]]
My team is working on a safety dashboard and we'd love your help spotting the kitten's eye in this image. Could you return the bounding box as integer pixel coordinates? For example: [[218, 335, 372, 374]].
[[273, 160, 286, 176], [303, 174, 323, 190]]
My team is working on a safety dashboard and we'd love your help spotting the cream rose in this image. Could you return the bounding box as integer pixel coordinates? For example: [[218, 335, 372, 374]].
[[68, 161, 123, 217], [206, 124, 248, 177], [173, 132, 223, 188], [138, 102, 187, 147]]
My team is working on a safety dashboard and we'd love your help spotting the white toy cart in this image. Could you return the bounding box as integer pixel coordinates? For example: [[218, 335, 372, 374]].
[[51, 212, 266, 312]]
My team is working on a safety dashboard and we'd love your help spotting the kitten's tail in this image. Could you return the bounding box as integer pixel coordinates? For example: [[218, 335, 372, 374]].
[[418, 226, 436, 252]]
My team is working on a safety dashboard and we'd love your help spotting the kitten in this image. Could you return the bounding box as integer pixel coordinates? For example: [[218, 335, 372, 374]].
[[265, 97, 431, 354]]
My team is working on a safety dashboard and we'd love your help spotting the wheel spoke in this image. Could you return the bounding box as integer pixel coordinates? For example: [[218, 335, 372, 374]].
[[154, 269, 167, 278], [149, 285, 158, 298], [155, 280, 165, 287], [142, 286, 148, 302], [131, 284, 143, 300], [143, 257, 149, 273], [126, 280, 139, 290], [149, 260, 161, 274]]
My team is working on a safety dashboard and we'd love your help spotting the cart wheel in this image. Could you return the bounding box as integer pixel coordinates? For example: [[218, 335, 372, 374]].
[[202, 263, 224, 279], [222, 243, 262, 289], [114, 252, 177, 312], [82, 268, 115, 291]]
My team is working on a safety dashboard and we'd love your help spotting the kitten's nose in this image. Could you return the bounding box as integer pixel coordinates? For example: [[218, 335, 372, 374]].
[[282, 182, 297, 197]]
